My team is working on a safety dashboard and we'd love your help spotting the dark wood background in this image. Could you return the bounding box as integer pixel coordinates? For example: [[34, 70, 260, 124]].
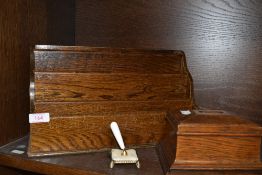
[[0, 0, 261, 174], [0, 0, 46, 148], [0, 0, 73, 174], [0, 0, 74, 146], [75, 0, 262, 123]]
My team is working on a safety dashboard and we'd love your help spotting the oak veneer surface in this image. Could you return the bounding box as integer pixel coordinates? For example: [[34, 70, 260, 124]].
[[177, 111, 262, 135], [34, 101, 192, 116], [76, 0, 262, 123], [35, 73, 190, 102], [29, 112, 172, 156]]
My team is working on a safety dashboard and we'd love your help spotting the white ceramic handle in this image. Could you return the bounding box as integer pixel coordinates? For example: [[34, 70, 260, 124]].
[[110, 122, 125, 150]]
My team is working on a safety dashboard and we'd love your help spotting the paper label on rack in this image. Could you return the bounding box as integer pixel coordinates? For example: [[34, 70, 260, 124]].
[[180, 110, 191, 115], [11, 150, 25, 154], [29, 113, 50, 123]]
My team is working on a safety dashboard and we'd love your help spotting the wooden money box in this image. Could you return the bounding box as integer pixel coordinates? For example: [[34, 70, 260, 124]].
[[158, 110, 262, 173]]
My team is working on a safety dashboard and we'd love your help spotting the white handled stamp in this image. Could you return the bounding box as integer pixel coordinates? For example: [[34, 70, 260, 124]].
[[110, 122, 140, 168]]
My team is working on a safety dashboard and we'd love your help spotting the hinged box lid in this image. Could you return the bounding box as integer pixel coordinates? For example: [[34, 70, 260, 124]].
[[169, 110, 262, 136]]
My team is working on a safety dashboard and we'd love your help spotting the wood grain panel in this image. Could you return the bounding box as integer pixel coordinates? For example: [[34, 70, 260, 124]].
[[75, 0, 262, 123], [34, 100, 194, 116], [0, 0, 28, 147], [28, 111, 171, 156], [177, 112, 262, 135], [175, 136, 260, 163], [34, 50, 185, 73], [34, 73, 191, 102]]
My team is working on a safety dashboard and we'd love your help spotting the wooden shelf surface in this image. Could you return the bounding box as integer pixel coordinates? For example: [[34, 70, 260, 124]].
[[0, 136, 262, 175], [0, 136, 163, 175]]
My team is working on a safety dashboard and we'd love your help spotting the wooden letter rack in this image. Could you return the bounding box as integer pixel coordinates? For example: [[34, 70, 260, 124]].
[[28, 46, 194, 157], [28, 45, 262, 172]]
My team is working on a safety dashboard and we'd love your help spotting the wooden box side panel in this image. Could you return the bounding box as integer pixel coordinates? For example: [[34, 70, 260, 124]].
[[172, 135, 262, 169]]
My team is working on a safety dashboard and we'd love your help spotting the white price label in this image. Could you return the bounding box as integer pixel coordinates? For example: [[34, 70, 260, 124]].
[[11, 150, 25, 154], [180, 110, 191, 115], [29, 113, 50, 123]]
